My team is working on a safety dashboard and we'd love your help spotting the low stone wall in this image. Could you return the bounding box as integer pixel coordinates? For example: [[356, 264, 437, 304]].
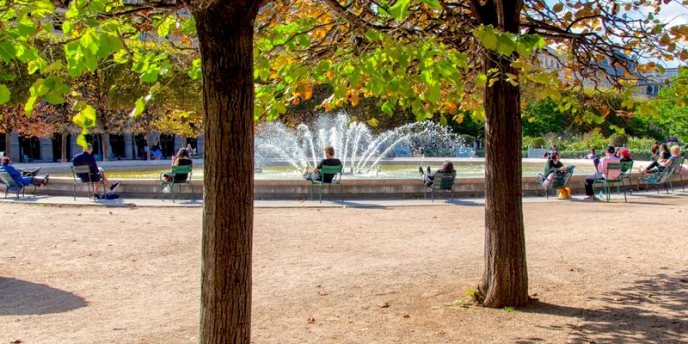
[[35, 173, 686, 200]]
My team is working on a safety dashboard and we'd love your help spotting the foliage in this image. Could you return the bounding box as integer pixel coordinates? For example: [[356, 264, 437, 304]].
[[637, 67, 688, 143], [522, 136, 545, 149], [609, 133, 628, 147], [626, 137, 657, 151]]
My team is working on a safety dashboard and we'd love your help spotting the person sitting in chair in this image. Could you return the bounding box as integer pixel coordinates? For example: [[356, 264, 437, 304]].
[[541, 152, 574, 199], [303, 146, 342, 183], [0, 157, 49, 187], [73, 143, 120, 198], [165, 148, 193, 182], [419, 160, 455, 187], [584, 145, 620, 201]]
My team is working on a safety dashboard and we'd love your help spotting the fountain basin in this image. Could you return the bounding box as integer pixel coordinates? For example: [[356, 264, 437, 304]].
[[30, 171, 681, 200]]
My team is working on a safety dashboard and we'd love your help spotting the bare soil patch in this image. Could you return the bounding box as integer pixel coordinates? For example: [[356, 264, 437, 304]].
[[1, 194, 687, 343]]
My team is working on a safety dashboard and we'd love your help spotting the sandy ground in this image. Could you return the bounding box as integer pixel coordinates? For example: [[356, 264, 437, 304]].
[[1, 194, 688, 344]]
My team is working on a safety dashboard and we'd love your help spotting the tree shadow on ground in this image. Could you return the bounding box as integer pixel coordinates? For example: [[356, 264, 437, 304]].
[[0, 277, 87, 315], [517, 269, 688, 343]]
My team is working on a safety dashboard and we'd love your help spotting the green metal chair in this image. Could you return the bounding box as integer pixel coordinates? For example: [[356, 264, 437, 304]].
[[619, 160, 634, 194], [424, 171, 456, 202], [160, 165, 194, 203], [675, 156, 685, 191], [0, 170, 35, 199], [71, 165, 106, 200], [538, 166, 574, 199], [639, 157, 682, 193], [309, 164, 343, 203], [592, 163, 626, 202]]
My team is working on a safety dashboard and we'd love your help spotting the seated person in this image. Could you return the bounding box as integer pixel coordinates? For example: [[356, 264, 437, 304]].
[[584, 145, 621, 201], [73, 144, 120, 197], [619, 148, 633, 163], [164, 148, 193, 182], [0, 157, 49, 187], [419, 160, 455, 187], [303, 146, 342, 183], [541, 152, 573, 199], [184, 143, 197, 157], [640, 143, 671, 174]]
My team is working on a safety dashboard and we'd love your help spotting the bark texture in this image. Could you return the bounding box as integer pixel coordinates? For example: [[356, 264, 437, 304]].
[[472, 0, 529, 307], [193, 1, 262, 343]]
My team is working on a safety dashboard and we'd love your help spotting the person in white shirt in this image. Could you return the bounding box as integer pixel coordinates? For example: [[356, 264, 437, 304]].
[[584, 145, 620, 201]]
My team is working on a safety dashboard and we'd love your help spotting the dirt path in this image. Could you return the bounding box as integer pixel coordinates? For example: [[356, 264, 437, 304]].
[[1, 194, 687, 343]]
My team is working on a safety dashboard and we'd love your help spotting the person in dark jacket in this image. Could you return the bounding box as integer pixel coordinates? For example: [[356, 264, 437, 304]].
[[72, 144, 119, 197]]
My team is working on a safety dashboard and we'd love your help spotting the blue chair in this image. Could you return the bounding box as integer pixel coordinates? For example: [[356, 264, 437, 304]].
[[0, 171, 36, 199]]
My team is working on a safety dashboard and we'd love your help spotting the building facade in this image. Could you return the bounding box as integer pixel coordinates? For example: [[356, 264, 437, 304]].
[[0, 132, 204, 162]]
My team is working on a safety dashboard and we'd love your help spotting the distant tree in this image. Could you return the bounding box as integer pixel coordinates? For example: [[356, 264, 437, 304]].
[[638, 67, 688, 143]]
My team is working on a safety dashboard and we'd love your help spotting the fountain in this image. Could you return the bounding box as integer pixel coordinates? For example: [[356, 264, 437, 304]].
[[255, 112, 467, 175]]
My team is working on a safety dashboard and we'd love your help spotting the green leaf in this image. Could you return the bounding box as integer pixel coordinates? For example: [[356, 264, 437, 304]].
[[76, 133, 89, 149], [157, 16, 177, 37], [426, 84, 441, 103], [0, 84, 10, 104], [0, 41, 16, 63], [389, 0, 411, 21], [0, 72, 16, 81], [381, 101, 394, 115], [73, 105, 97, 128], [273, 102, 287, 115], [496, 34, 516, 56], [24, 96, 37, 115], [476, 74, 487, 87], [188, 58, 202, 80], [62, 20, 73, 35], [140, 68, 160, 83], [130, 96, 146, 118], [474, 26, 498, 50]]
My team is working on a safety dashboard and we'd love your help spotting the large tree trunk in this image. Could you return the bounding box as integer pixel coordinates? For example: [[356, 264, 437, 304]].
[[472, 0, 529, 308], [193, 2, 262, 343]]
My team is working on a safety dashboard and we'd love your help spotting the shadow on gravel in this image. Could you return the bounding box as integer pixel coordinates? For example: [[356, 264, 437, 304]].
[[518, 269, 688, 343], [0, 277, 87, 315]]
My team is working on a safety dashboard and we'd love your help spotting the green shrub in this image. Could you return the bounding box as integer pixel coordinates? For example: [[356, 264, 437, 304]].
[[609, 133, 629, 147], [626, 137, 656, 151], [523, 136, 545, 149]]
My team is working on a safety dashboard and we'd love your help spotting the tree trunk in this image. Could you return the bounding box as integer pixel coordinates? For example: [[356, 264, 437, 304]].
[[145, 132, 151, 161], [61, 132, 68, 162], [193, 2, 262, 343], [4, 129, 11, 158], [102, 133, 110, 161], [472, 0, 529, 308]]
